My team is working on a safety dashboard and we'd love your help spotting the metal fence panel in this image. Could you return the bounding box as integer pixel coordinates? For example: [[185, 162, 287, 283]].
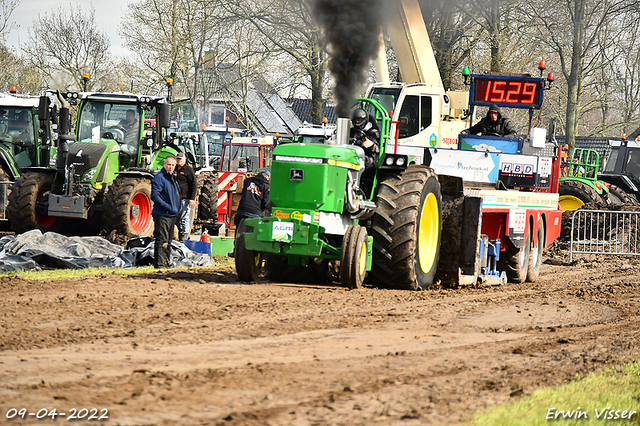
[[570, 209, 640, 261]]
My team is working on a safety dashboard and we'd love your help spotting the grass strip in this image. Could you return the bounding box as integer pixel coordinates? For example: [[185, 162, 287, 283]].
[[466, 362, 640, 425]]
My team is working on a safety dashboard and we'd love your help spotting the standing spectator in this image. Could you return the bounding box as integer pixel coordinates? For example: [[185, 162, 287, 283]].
[[151, 156, 180, 268], [175, 152, 197, 240], [229, 170, 271, 257]]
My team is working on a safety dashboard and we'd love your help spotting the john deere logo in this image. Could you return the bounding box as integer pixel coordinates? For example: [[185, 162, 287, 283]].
[[290, 169, 304, 182], [273, 210, 290, 220]]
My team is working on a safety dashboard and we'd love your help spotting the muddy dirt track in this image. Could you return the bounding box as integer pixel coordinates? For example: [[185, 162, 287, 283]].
[[1, 242, 639, 426]]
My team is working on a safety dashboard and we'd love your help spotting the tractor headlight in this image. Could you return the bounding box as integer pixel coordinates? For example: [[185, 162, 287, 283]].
[[396, 157, 406, 166], [83, 168, 97, 181], [385, 156, 394, 166]]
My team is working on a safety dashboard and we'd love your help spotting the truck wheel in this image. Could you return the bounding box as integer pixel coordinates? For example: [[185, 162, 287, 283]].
[[558, 180, 604, 211], [340, 225, 368, 289], [7, 172, 64, 234], [103, 177, 154, 238], [370, 166, 442, 290], [526, 220, 544, 282], [503, 226, 531, 283], [235, 221, 262, 282], [198, 172, 218, 221], [607, 184, 637, 204]]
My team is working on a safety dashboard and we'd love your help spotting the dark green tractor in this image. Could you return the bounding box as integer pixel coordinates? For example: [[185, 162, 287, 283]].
[[7, 90, 174, 237]]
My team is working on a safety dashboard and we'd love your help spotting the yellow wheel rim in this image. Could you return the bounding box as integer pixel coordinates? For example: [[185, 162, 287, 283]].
[[253, 253, 261, 267], [558, 195, 585, 212], [358, 240, 367, 276], [418, 192, 439, 273]]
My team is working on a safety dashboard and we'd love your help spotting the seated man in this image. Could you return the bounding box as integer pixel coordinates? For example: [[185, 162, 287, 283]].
[[8, 110, 33, 143], [117, 109, 139, 162], [461, 104, 516, 137], [349, 108, 380, 175]]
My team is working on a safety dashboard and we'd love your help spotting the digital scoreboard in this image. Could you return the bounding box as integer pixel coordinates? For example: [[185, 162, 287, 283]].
[[471, 75, 545, 109]]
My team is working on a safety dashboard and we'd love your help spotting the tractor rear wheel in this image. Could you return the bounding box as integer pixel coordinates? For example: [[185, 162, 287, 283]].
[[103, 177, 154, 238], [502, 226, 531, 283], [369, 166, 442, 290], [558, 180, 604, 211], [607, 184, 637, 204], [198, 172, 218, 221], [7, 172, 64, 234], [235, 221, 262, 282], [526, 220, 544, 283]]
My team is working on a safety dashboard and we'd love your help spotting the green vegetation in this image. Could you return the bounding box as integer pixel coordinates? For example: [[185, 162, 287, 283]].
[[467, 363, 640, 425]]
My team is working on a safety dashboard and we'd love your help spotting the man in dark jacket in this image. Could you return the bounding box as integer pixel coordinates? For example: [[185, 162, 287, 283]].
[[151, 156, 181, 268], [175, 152, 197, 240], [234, 170, 271, 226], [229, 170, 271, 257], [462, 104, 516, 137], [349, 108, 380, 175]]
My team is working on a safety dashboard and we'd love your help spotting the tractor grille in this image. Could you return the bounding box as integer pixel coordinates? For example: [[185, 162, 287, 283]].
[[68, 143, 107, 179]]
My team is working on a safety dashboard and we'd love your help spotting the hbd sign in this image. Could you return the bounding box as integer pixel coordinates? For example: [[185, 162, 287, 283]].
[[500, 162, 535, 175]]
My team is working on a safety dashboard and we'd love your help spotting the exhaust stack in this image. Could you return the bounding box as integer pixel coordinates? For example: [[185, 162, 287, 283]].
[[336, 117, 350, 146]]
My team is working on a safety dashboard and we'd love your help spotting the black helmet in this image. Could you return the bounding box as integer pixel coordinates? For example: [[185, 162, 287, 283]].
[[352, 108, 368, 130]]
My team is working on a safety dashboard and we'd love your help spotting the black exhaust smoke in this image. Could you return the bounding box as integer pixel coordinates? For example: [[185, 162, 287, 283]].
[[313, 0, 384, 117]]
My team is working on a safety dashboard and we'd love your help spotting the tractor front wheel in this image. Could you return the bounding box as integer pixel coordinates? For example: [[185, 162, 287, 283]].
[[103, 177, 154, 238], [7, 172, 64, 234], [235, 220, 262, 282], [607, 184, 637, 204], [340, 225, 368, 289]]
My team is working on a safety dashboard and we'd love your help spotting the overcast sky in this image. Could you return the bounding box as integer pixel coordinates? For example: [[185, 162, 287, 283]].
[[5, 0, 132, 57]]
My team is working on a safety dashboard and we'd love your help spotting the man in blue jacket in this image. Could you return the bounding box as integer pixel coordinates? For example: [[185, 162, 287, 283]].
[[151, 156, 181, 268]]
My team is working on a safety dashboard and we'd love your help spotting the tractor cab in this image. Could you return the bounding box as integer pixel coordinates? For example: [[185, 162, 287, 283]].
[[74, 92, 171, 173]]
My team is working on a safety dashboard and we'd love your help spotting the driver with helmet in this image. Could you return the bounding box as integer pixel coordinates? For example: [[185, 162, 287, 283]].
[[349, 107, 380, 176]]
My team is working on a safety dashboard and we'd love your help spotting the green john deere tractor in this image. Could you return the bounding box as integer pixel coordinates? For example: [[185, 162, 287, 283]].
[[7, 90, 175, 237], [558, 147, 611, 211], [236, 98, 450, 289]]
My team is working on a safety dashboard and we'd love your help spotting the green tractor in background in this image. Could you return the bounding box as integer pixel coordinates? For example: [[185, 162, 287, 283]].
[[0, 90, 51, 222], [558, 147, 613, 211], [7, 90, 175, 237], [236, 98, 447, 289]]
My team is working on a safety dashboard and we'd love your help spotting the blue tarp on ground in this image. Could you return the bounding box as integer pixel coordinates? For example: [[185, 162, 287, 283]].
[[0, 230, 214, 271]]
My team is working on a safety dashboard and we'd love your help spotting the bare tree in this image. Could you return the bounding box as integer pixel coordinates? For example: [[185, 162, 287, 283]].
[[0, 0, 18, 42], [22, 4, 111, 91], [520, 0, 634, 151], [0, 45, 44, 93], [225, 0, 327, 124], [120, 0, 189, 95]]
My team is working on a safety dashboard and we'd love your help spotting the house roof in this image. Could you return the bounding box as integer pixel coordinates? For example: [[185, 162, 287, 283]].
[[286, 98, 337, 125]]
